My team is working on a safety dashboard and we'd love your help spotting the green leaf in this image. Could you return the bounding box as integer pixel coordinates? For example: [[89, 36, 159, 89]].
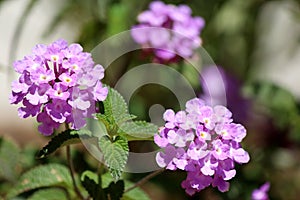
[[0, 137, 20, 182], [6, 164, 72, 198], [36, 129, 92, 158], [104, 180, 124, 200], [106, 87, 131, 123], [245, 81, 298, 128], [119, 121, 158, 141], [20, 146, 40, 169], [28, 188, 68, 200], [98, 135, 129, 181], [0, 181, 13, 197], [121, 189, 150, 200], [81, 170, 99, 184], [81, 170, 106, 200], [102, 173, 150, 200], [81, 171, 150, 200], [96, 87, 136, 135]]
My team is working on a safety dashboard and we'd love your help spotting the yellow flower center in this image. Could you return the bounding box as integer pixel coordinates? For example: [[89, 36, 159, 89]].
[[72, 64, 78, 70], [51, 55, 59, 62], [40, 75, 47, 80], [221, 130, 228, 136], [200, 132, 206, 138], [204, 118, 209, 124], [65, 77, 71, 83]]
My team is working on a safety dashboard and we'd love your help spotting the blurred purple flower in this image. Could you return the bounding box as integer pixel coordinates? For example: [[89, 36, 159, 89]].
[[200, 66, 251, 123], [10, 39, 108, 135], [131, 1, 205, 63], [154, 97, 250, 195], [252, 182, 270, 200]]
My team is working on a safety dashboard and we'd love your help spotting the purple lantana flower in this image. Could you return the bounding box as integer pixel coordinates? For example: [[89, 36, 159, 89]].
[[200, 66, 251, 123], [10, 39, 108, 135], [154, 97, 250, 195], [131, 1, 205, 63], [252, 182, 270, 200]]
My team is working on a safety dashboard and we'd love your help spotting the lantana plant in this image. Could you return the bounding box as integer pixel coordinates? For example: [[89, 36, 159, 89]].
[[5, 1, 259, 200], [8, 39, 158, 200]]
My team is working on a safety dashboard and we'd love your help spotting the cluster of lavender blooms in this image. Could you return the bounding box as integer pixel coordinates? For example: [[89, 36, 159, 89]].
[[131, 1, 205, 62], [252, 182, 270, 200], [10, 39, 108, 135], [154, 98, 250, 195]]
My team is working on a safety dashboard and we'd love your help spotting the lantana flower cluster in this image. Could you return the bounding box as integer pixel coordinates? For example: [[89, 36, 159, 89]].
[[131, 1, 205, 62], [10, 39, 108, 135], [154, 98, 250, 195]]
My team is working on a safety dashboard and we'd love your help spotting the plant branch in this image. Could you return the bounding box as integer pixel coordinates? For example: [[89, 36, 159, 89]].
[[97, 161, 104, 183], [124, 168, 165, 193], [66, 145, 85, 200]]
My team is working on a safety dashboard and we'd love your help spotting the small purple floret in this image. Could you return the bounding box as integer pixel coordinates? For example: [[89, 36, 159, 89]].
[[252, 182, 270, 200]]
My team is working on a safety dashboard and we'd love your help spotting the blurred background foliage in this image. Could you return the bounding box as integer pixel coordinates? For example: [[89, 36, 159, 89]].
[[1, 0, 300, 199]]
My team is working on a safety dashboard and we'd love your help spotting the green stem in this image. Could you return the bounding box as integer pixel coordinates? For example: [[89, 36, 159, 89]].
[[124, 168, 165, 193], [97, 162, 104, 184], [177, 60, 184, 74], [65, 122, 85, 199], [66, 145, 85, 200]]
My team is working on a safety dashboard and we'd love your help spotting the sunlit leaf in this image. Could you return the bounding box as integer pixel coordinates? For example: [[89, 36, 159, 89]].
[[119, 121, 158, 141], [96, 87, 136, 135], [28, 188, 68, 200], [6, 164, 72, 198], [98, 135, 129, 181]]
